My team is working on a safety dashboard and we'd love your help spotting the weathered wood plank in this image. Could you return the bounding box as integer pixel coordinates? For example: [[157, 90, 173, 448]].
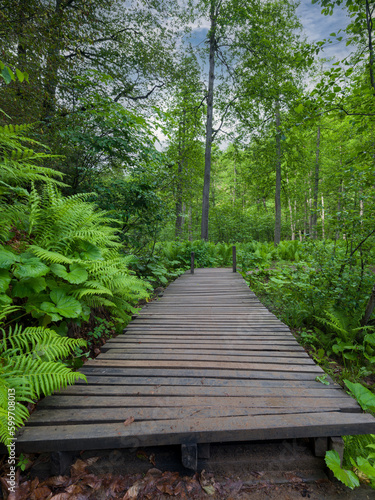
[[37, 395, 359, 410], [58, 384, 347, 399], [79, 367, 328, 381], [26, 406, 345, 426], [74, 375, 336, 388], [16, 412, 375, 453], [99, 352, 314, 364], [86, 359, 322, 372]]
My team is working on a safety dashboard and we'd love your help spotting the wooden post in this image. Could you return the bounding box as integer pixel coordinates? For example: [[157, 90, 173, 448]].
[[191, 252, 195, 274], [181, 443, 197, 470], [232, 245, 236, 273]]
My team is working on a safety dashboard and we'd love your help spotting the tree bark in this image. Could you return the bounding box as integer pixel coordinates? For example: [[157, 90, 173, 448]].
[[201, 1, 217, 241], [274, 101, 282, 246], [312, 126, 320, 239]]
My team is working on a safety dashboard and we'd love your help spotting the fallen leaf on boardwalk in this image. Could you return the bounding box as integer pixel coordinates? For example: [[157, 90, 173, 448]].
[[124, 416, 135, 426], [50, 494, 71, 500]]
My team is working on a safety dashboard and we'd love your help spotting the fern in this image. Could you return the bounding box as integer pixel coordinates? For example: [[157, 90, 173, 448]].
[[0, 308, 87, 451]]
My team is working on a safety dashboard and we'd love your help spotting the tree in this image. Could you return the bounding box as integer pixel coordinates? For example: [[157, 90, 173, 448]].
[[230, 0, 308, 245]]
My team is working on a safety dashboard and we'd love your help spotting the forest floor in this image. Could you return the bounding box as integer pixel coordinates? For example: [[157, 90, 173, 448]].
[[1, 440, 374, 499]]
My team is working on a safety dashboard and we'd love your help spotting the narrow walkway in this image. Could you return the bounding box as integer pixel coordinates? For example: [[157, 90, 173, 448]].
[[17, 268, 375, 453]]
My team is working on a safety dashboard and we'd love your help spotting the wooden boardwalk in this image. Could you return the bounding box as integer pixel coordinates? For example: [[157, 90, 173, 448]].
[[16, 268, 375, 454]]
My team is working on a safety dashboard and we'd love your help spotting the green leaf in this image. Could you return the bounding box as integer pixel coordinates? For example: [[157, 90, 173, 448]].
[[79, 242, 102, 261], [325, 450, 359, 489], [364, 333, 375, 346], [0, 248, 17, 269], [355, 457, 375, 480], [0, 269, 11, 293], [12, 277, 47, 298], [50, 263, 88, 284], [344, 380, 375, 412], [15, 68, 25, 83], [48, 289, 82, 318], [315, 375, 330, 386], [14, 255, 50, 279], [1, 66, 14, 84], [294, 103, 304, 114]]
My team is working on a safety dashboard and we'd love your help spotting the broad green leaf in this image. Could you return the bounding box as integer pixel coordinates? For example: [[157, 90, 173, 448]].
[[50, 263, 88, 284], [355, 457, 375, 480], [12, 277, 47, 298], [79, 242, 102, 261], [344, 380, 375, 412], [0, 293, 12, 305], [49, 263, 67, 279], [15, 68, 24, 82], [14, 255, 49, 279], [49, 289, 82, 318], [325, 450, 359, 489], [0, 269, 11, 293], [1, 66, 14, 84], [294, 103, 303, 114], [66, 264, 88, 284], [0, 248, 17, 269]]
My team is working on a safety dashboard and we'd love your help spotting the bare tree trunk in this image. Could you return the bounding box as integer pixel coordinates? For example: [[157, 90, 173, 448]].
[[201, 1, 217, 241], [312, 126, 320, 239], [188, 205, 192, 241], [274, 101, 282, 247], [233, 162, 236, 205], [321, 194, 325, 239], [43, 0, 64, 120], [286, 173, 295, 240], [175, 110, 186, 238]]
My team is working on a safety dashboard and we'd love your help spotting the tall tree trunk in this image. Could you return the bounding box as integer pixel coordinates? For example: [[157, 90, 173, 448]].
[[175, 110, 186, 238], [312, 126, 320, 239], [188, 205, 193, 241], [286, 173, 295, 240], [43, 0, 64, 120], [274, 101, 281, 247], [233, 162, 237, 205], [321, 194, 325, 239], [201, 2, 217, 241]]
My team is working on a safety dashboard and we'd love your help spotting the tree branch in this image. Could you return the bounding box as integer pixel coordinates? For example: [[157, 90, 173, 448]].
[[114, 83, 165, 102]]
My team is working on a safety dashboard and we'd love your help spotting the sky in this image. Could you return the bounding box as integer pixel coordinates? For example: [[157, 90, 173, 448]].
[[296, 0, 350, 62]]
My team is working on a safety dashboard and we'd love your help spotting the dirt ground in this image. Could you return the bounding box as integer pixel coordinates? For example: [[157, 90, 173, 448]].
[[1, 440, 374, 499]]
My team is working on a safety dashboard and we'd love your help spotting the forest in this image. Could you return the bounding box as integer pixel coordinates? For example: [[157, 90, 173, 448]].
[[1, 0, 375, 493]]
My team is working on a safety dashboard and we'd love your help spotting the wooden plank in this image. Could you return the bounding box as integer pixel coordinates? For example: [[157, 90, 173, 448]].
[[16, 412, 375, 453], [58, 384, 347, 399], [101, 350, 308, 358], [37, 395, 359, 410], [98, 352, 316, 365], [26, 406, 345, 426], [101, 345, 306, 353], [86, 359, 322, 372], [74, 376, 337, 388], [79, 367, 328, 381]]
